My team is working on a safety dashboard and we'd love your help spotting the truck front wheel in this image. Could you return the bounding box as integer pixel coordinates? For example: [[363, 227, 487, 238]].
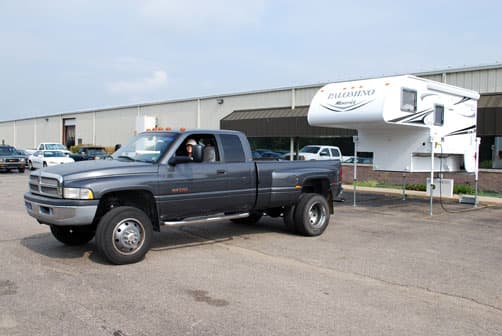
[[294, 194, 330, 236], [50, 225, 95, 246], [95, 206, 153, 265]]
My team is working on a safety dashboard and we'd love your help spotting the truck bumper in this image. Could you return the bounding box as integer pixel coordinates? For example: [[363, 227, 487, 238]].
[[0, 162, 25, 170], [24, 192, 98, 226]]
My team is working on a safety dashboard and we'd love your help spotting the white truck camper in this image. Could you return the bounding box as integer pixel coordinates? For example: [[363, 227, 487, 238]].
[[308, 75, 480, 173]]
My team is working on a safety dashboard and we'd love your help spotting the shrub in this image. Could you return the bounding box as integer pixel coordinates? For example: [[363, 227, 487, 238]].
[[405, 184, 426, 191], [479, 160, 492, 169], [454, 184, 475, 194]]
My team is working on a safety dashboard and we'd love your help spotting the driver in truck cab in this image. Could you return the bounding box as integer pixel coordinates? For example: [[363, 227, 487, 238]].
[[185, 138, 197, 158]]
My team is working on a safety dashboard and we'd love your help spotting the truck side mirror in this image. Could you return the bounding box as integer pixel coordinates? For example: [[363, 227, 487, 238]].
[[192, 144, 203, 163]]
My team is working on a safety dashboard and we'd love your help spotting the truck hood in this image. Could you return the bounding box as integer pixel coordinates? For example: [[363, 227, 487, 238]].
[[40, 159, 159, 181]]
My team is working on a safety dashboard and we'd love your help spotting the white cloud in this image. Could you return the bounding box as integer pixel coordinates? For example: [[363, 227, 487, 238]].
[[107, 70, 168, 95], [139, 0, 265, 30]]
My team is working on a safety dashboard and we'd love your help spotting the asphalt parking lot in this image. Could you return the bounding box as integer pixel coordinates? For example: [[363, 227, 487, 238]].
[[1, 171, 501, 335]]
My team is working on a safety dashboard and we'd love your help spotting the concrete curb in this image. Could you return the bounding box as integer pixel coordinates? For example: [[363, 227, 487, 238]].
[[342, 184, 502, 206]]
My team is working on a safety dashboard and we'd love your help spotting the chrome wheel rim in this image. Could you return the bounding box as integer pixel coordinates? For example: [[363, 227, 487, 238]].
[[112, 218, 145, 255], [308, 202, 327, 229]]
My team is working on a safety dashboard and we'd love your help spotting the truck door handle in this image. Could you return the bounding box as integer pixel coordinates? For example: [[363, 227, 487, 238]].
[[217, 169, 227, 175]]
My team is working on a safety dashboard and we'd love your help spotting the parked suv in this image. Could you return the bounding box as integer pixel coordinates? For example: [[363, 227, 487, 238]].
[[70, 146, 109, 161], [0, 145, 26, 173], [283, 145, 342, 161]]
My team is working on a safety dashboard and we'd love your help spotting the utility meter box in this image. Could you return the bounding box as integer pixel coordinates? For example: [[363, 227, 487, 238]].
[[426, 178, 454, 197]]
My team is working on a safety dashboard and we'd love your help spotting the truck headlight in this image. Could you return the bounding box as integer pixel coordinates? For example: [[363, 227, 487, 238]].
[[63, 188, 94, 200]]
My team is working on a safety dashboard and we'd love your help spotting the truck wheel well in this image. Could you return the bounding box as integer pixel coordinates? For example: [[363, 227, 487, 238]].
[[94, 190, 160, 231], [301, 178, 333, 214]]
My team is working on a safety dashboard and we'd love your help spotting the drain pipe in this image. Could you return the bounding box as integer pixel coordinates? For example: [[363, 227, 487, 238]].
[[429, 136, 436, 216]]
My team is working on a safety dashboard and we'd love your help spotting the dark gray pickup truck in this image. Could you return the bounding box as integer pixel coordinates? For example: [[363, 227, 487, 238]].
[[24, 129, 342, 264]]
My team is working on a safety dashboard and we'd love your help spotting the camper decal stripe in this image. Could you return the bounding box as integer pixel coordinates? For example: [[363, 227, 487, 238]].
[[388, 108, 433, 124], [444, 125, 476, 137], [321, 99, 374, 112], [454, 97, 472, 105]]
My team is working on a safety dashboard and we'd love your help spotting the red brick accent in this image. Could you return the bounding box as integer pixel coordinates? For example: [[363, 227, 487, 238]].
[[341, 164, 502, 193]]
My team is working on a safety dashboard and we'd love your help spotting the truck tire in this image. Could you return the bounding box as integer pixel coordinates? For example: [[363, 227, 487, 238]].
[[231, 211, 263, 225], [19, 168, 25, 173], [95, 206, 153, 265], [50, 225, 95, 246], [294, 194, 330, 236]]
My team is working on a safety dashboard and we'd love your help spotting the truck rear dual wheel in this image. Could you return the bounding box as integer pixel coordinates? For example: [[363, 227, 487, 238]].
[[284, 193, 330, 236], [50, 225, 95, 246], [95, 206, 153, 265]]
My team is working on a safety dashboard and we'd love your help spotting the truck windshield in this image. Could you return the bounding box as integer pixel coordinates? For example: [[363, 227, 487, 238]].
[[112, 133, 176, 163], [300, 146, 321, 154], [0, 147, 16, 155], [46, 144, 67, 150]]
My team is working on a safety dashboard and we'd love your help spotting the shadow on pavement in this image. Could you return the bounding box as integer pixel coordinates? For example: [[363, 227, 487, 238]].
[[19, 217, 290, 264]]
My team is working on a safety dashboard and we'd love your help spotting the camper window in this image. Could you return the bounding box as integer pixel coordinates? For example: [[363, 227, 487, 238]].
[[401, 88, 417, 113], [434, 105, 444, 126]]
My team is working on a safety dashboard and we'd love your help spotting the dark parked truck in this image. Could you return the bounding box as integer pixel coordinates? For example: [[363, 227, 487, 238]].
[[24, 130, 342, 264], [0, 145, 26, 173], [70, 146, 109, 161]]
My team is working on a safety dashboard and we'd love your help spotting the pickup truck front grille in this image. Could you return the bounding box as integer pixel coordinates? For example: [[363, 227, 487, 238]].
[[29, 173, 62, 198]]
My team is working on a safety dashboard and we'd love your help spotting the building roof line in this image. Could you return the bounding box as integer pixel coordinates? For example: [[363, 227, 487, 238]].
[[3, 62, 502, 123]]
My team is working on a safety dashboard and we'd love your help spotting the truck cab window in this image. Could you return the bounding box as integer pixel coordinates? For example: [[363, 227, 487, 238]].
[[175, 134, 220, 162], [220, 134, 245, 162]]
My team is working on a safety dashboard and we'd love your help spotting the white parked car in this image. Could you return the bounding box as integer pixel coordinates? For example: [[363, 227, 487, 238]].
[[37, 143, 71, 155], [283, 145, 342, 161], [28, 150, 75, 170]]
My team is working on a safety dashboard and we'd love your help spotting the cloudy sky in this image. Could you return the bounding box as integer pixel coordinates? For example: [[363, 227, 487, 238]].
[[0, 0, 501, 121]]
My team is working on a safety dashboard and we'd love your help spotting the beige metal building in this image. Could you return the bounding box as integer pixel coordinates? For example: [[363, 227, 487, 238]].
[[1, 64, 501, 164]]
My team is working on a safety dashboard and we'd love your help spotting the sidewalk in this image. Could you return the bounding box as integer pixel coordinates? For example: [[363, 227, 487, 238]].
[[342, 184, 502, 206]]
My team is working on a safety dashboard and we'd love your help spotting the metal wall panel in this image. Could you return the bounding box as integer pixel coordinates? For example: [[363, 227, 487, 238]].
[[35, 117, 61, 147], [0, 122, 14, 146], [72, 112, 94, 145], [142, 100, 198, 130], [94, 107, 137, 146], [420, 74, 443, 83], [486, 69, 498, 92], [429, 68, 502, 93], [295, 87, 322, 107], [15, 119, 37, 149], [201, 90, 292, 130]]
